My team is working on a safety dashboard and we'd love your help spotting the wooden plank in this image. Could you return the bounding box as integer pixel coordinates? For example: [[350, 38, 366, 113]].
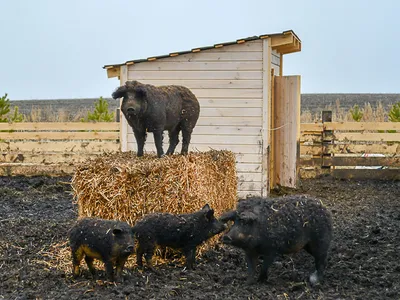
[[0, 131, 119, 140], [0, 153, 104, 164], [236, 163, 262, 173], [128, 70, 263, 80], [136, 79, 263, 89], [234, 153, 262, 164], [196, 116, 262, 126], [202, 40, 262, 52], [300, 134, 323, 143], [190, 88, 262, 99], [120, 65, 128, 152], [0, 122, 120, 131], [130, 61, 263, 71], [127, 134, 261, 145], [325, 143, 400, 155], [237, 190, 261, 197], [144, 52, 263, 63], [333, 132, 400, 142], [300, 145, 322, 156], [126, 142, 262, 154], [323, 156, 400, 167], [332, 169, 400, 180], [324, 122, 400, 131], [300, 157, 323, 167], [238, 181, 263, 191], [199, 107, 262, 117], [300, 123, 324, 132], [271, 55, 280, 66], [237, 172, 262, 182], [193, 125, 261, 136], [107, 67, 120, 78], [0, 141, 120, 152], [199, 99, 262, 108], [261, 38, 272, 196]]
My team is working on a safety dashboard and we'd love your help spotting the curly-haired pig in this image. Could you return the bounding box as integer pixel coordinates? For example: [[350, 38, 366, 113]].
[[220, 195, 332, 285], [132, 204, 226, 269], [69, 218, 135, 282], [112, 80, 200, 158]]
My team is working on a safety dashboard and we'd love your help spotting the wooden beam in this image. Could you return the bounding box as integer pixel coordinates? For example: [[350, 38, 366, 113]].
[[262, 38, 272, 196], [279, 53, 283, 76], [119, 65, 128, 152], [107, 67, 120, 78], [271, 34, 294, 48], [332, 169, 400, 180]]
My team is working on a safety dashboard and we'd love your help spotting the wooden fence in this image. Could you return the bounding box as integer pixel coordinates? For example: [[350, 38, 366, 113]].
[[1, 120, 399, 180], [300, 117, 400, 180], [0, 122, 120, 175]]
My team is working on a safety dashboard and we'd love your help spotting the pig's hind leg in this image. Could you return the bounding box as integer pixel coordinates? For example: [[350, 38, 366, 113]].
[[304, 242, 329, 285]]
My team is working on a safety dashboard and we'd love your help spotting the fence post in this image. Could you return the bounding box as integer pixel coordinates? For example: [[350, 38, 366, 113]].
[[115, 108, 120, 122], [321, 111, 333, 170]]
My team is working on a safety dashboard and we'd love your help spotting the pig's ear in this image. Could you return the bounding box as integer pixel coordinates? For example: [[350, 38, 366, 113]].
[[219, 210, 237, 223], [202, 203, 211, 211], [112, 86, 127, 99], [205, 208, 214, 221], [240, 211, 257, 223], [112, 228, 123, 235], [134, 86, 147, 99]]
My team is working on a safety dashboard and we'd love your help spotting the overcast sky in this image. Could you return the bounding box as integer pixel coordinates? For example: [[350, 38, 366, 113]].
[[1, 0, 399, 100]]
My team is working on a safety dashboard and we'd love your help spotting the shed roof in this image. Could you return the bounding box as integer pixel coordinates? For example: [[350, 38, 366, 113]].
[[103, 29, 301, 71]]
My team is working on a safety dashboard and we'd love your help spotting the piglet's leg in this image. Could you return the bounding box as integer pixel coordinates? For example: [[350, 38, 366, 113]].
[[104, 260, 115, 282], [183, 247, 196, 270], [245, 251, 258, 285]]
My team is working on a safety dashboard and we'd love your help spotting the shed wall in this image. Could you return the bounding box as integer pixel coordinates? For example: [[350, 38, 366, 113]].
[[126, 40, 265, 197]]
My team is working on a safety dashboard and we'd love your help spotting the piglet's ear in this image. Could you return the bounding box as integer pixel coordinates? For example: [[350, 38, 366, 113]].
[[205, 208, 214, 221], [134, 86, 147, 99], [202, 203, 211, 211], [219, 210, 237, 223], [112, 228, 123, 235]]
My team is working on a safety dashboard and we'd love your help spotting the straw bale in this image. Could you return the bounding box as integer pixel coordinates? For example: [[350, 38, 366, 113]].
[[71, 150, 237, 262]]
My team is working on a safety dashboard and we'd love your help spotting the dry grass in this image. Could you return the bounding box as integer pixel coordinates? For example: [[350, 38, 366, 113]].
[[300, 100, 393, 122], [72, 150, 237, 224], [23, 105, 89, 122]]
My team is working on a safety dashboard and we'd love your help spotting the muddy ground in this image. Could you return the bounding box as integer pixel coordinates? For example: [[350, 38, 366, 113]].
[[0, 176, 399, 299]]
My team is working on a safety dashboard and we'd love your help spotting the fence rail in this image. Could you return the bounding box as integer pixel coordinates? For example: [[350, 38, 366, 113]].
[[1, 120, 399, 180], [300, 118, 400, 180], [0, 122, 120, 175]]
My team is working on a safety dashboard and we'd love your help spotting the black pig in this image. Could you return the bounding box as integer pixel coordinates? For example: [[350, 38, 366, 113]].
[[132, 204, 226, 269], [69, 218, 135, 282], [112, 80, 200, 158], [220, 195, 332, 285]]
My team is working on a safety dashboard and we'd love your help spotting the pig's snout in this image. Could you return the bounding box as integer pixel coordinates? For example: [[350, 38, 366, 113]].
[[127, 107, 136, 114], [125, 245, 135, 253]]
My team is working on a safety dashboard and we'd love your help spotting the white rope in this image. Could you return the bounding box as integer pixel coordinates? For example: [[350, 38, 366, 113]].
[[267, 123, 290, 131]]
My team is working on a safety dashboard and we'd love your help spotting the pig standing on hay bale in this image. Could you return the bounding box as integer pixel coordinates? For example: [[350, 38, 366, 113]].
[[112, 80, 200, 158], [69, 218, 135, 282], [132, 204, 226, 270]]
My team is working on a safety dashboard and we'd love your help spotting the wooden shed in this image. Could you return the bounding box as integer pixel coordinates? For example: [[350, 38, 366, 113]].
[[104, 30, 302, 197]]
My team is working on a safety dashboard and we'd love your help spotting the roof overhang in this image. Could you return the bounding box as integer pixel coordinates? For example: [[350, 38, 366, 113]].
[[104, 30, 301, 78]]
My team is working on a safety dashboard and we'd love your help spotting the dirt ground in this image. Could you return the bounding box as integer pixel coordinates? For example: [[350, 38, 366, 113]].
[[0, 176, 399, 300]]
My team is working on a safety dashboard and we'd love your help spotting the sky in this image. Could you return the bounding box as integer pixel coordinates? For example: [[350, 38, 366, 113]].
[[0, 0, 399, 100]]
